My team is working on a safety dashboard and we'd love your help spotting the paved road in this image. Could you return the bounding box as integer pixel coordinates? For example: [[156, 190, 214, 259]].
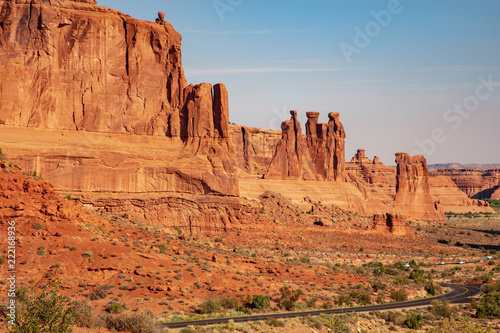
[[160, 284, 481, 329]]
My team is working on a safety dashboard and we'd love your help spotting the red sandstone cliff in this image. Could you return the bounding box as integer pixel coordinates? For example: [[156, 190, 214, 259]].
[[393, 153, 443, 221], [0, 0, 238, 197]]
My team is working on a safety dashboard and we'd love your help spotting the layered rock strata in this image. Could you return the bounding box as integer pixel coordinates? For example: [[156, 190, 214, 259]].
[[431, 169, 500, 199]]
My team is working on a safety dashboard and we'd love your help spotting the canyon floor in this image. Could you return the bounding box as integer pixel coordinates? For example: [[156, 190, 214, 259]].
[[1, 159, 500, 332]]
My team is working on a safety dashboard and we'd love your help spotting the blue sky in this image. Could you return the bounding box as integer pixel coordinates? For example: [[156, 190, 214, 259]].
[[98, 0, 500, 165]]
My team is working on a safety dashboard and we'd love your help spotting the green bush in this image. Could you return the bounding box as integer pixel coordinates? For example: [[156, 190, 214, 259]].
[[474, 292, 500, 318], [33, 223, 43, 230], [430, 300, 452, 318], [322, 314, 352, 333], [390, 289, 407, 302], [12, 284, 75, 333], [252, 294, 270, 310], [105, 302, 128, 314], [404, 313, 423, 329], [425, 282, 436, 296], [198, 298, 221, 314], [278, 286, 303, 311]]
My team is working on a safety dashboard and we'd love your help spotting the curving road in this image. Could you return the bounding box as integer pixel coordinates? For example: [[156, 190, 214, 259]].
[[160, 284, 481, 329]]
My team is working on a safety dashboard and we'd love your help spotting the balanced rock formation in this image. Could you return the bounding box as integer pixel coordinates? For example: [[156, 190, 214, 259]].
[[393, 153, 443, 221], [264, 111, 316, 180]]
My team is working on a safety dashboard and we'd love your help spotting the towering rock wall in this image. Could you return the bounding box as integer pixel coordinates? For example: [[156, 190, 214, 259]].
[[393, 153, 443, 221], [0, 0, 238, 197]]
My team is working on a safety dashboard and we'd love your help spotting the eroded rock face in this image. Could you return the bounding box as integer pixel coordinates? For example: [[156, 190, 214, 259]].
[[264, 111, 316, 180], [0, 0, 186, 134], [229, 125, 281, 175], [394, 153, 443, 221]]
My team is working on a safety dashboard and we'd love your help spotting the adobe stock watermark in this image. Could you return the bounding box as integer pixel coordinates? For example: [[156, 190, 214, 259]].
[[268, 105, 290, 130], [340, 0, 409, 64], [411, 74, 498, 157], [6, 220, 17, 327], [213, 0, 243, 22]]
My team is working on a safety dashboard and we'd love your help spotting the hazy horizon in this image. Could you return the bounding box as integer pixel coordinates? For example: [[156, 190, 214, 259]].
[[98, 0, 500, 165]]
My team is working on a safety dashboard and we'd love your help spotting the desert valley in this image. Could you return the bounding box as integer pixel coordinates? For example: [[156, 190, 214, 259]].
[[1, 0, 500, 332]]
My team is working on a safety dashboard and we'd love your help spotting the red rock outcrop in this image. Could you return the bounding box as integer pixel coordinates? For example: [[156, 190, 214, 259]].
[[350, 149, 372, 164], [305, 112, 346, 181], [264, 111, 316, 180], [346, 149, 397, 186], [372, 213, 410, 236], [264, 111, 346, 181], [393, 153, 443, 221], [430, 169, 500, 199]]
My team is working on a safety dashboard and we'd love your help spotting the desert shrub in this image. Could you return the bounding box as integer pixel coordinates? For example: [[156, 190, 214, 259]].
[[105, 302, 128, 314], [390, 289, 407, 302], [404, 313, 423, 329], [277, 286, 303, 311], [88, 284, 113, 300], [11, 284, 75, 333], [219, 297, 240, 310], [100, 310, 160, 333], [322, 314, 352, 333], [33, 223, 43, 230], [425, 282, 436, 296], [197, 298, 221, 314], [349, 290, 370, 305], [265, 318, 285, 327], [252, 294, 270, 310], [0, 149, 5, 160], [0, 255, 5, 265], [426, 316, 491, 333], [474, 292, 500, 318], [37, 246, 46, 256], [71, 300, 95, 328], [430, 300, 452, 318], [371, 281, 386, 292], [409, 268, 424, 282]]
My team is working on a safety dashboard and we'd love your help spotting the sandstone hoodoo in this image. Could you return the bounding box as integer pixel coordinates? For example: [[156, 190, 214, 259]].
[[264, 110, 347, 181], [264, 110, 316, 180], [394, 153, 443, 221], [305, 112, 346, 181]]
